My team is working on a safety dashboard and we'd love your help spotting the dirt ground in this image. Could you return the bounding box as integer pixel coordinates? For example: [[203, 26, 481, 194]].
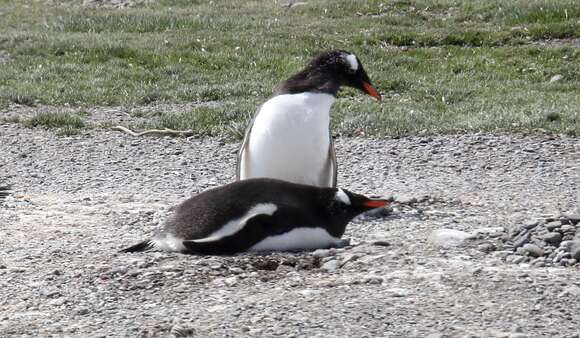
[[1, 120, 579, 337]]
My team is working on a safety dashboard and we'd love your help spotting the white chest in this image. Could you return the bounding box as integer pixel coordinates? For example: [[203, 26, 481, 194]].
[[249, 227, 341, 252], [243, 93, 336, 186]]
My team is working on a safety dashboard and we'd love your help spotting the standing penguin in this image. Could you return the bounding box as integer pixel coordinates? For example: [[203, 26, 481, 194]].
[[121, 178, 388, 255], [237, 50, 381, 187]]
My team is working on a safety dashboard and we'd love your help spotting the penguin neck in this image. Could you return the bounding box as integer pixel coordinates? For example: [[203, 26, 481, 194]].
[[268, 92, 336, 116], [275, 70, 341, 97]]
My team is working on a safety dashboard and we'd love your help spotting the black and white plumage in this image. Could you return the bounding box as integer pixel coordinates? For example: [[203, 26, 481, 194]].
[[0, 186, 11, 202], [236, 50, 381, 188], [121, 178, 388, 255]]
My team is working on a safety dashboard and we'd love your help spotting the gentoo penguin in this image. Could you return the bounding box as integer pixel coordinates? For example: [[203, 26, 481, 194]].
[[121, 178, 388, 255], [237, 50, 381, 187]]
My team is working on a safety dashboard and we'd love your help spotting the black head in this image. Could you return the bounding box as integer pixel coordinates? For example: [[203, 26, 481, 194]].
[[325, 187, 389, 225], [276, 50, 381, 100]]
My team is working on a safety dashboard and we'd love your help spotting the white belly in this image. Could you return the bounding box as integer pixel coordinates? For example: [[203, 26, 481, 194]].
[[241, 93, 335, 187], [249, 227, 341, 252]]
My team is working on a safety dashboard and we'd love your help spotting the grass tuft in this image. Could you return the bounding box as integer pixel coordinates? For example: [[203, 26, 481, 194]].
[[23, 112, 87, 135]]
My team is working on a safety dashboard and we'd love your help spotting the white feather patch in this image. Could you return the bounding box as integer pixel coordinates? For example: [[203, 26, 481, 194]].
[[192, 203, 277, 243], [152, 233, 187, 252], [344, 54, 358, 71], [334, 188, 351, 205], [249, 227, 341, 251]]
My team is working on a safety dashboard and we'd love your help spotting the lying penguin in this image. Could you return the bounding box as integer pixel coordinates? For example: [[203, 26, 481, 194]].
[[121, 178, 388, 255]]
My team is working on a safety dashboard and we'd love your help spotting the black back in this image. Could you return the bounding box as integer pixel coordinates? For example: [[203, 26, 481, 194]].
[[163, 178, 342, 240]]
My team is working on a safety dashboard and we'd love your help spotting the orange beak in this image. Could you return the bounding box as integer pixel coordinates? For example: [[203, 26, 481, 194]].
[[362, 199, 389, 208], [362, 81, 381, 101]]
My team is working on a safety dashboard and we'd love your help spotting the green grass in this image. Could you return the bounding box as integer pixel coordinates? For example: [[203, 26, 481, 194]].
[[23, 112, 88, 136], [0, 0, 578, 136]]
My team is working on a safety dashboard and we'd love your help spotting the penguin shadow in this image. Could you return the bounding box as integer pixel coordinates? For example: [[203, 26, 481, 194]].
[[242, 253, 323, 271], [355, 203, 428, 223]]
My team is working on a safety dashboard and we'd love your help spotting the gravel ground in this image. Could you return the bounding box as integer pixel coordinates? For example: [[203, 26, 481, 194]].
[[1, 121, 579, 338]]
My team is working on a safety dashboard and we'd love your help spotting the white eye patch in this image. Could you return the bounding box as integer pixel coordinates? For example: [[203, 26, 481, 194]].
[[344, 54, 359, 71], [334, 188, 351, 205]]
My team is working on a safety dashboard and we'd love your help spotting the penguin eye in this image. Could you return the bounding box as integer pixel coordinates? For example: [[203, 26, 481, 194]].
[[329, 200, 348, 213]]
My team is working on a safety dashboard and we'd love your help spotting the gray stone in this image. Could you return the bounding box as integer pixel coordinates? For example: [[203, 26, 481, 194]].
[[394, 195, 417, 204], [531, 257, 546, 267], [562, 212, 580, 225], [425, 333, 444, 338], [558, 285, 580, 297], [546, 220, 562, 231], [371, 239, 390, 247], [298, 289, 320, 297], [473, 227, 505, 236], [509, 333, 529, 338], [224, 277, 238, 287], [429, 229, 474, 247], [169, 320, 196, 338], [363, 275, 383, 285], [340, 253, 360, 267], [491, 251, 512, 259], [560, 224, 575, 233], [321, 259, 340, 272], [543, 232, 562, 244], [312, 249, 332, 258], [522, 220, 539, 230], [385, 288, 412, 297], [512, 231, 530, 249], [568, 240, 580, 260], [77, 308, 89, 315], [478, 243, 496, 253], [523, 243, 544, 257], [229, 267, 244, 274]]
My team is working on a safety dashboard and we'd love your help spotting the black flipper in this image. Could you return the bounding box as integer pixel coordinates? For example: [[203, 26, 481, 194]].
[[120, 240, 154, 253], [182, 238, 244, 255]]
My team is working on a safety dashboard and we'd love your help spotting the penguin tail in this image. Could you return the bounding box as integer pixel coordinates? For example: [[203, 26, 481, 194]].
[[120, 240, 154, 253], [182, 239, 240, 256]]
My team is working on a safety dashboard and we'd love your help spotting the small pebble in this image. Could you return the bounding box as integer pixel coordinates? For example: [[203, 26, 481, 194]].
[[321, 260, 340, 272], [568, 240, 580, 260], [545, 221, 562, 231], [522, 220, 539, 230], [312, 249, 332, 258], [372, 240, 390, 247], [543, 232, 562, 244], [523, 243, 544, 258], [429, 229, 473, 247]]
